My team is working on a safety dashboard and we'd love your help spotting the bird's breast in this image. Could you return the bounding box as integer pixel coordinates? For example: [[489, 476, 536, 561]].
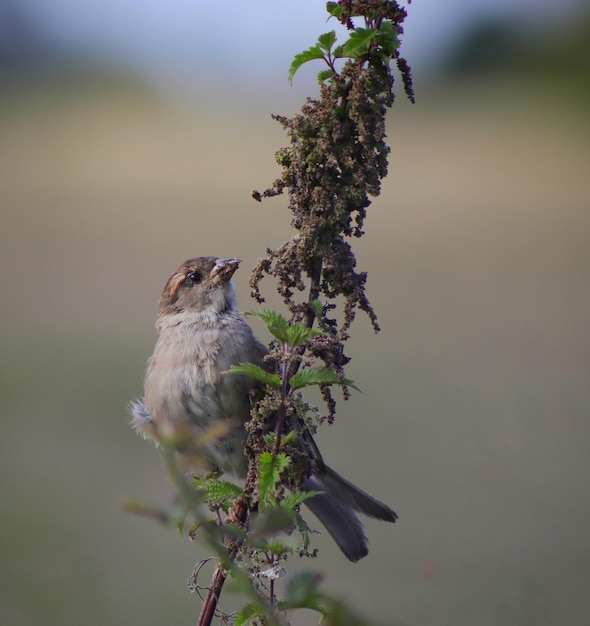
[[145, 315, 255, 425]]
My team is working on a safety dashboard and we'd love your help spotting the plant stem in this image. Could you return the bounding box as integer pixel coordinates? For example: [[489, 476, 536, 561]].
[[304, 256, 323, 329], [196, 497, 249, 626], [270, 570, 276, 606], [196, 563, 226, 626], [273, 346, 291, 456], [287, 256, 324, 384]]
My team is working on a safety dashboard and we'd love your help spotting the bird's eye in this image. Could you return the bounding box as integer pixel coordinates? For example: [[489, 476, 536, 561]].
[[185, 271, 202, 285]]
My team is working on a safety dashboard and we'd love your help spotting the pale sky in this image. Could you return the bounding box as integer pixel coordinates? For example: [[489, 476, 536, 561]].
[[12, 0, 586, 89]]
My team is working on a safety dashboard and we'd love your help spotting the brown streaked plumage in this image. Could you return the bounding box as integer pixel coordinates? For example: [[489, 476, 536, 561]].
[[131, 256, 397, 561]]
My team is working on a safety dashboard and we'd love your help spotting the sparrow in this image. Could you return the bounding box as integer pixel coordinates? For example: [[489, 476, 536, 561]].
[[131, 256, 397, 561]]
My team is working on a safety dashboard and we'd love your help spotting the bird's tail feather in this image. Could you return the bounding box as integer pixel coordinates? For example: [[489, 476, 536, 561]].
[[319, 465, 398, 522], [302, 475, 368, 562], [302, 467, 397, 562]]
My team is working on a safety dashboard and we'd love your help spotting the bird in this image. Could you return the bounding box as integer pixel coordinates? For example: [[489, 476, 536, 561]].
[[131, 256, 397, 561]]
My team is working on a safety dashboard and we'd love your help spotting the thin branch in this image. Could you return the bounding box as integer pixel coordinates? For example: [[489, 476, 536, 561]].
[[197, 563, 228, 626], [196, 498, 249, 626]]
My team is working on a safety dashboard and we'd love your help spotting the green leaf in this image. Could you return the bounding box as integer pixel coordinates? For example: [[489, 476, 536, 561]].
[[122, 499, 171, 524], [263, 541, 293, 557], [342, 378, 361, 392], [286, 570, 323, 602], [187, 519, 201, 540], [176, 510, 188, 537], [289, 45, 326, 84], [278, 571, 327, 615], [246, 309, 323, 346], [281, 490, 323, 510], [323, 599, 375, 625], [333, 43, 346, 59], [326, 2, 343, 19], [294, 511, 312, 549], [341, 27, 377, 58], [197, 479, 243, 504], [219, 523, 248, 543], [289, 367, 360, 391], [251, 507, 296, 536], [318, 30, 337, 53], [258, 452, 290, 506], [246, 309, 289, 342], [308, 299, 324, 318], [318, 68, 335, 84], [235, 602, 266, 626], [285, 324, 323, 347], [226, 363, 280, 389], [264, 429, 299, 450], [376, 21, 400, 56]]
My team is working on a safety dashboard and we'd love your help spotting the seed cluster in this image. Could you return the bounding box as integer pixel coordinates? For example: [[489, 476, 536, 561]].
[[251, 0, 413, 420]]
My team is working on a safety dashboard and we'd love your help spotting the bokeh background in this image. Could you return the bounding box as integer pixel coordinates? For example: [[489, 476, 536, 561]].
[[1, 1, 589, 624]]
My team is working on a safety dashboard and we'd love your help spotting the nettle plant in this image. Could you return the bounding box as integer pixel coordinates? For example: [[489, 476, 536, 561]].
[[126, 2, 413, 624]]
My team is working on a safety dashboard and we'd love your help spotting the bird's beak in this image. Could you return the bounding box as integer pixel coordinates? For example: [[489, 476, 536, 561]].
[[210, 258, 241, 284]]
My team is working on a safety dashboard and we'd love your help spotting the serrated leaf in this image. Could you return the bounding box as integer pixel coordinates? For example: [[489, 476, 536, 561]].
[[227, 363, 280, 389], [278, 571, 327, 615], [258, 452, 290, 506], [342, 378, 361, 392], [318, 30, 337, 53], [251, 507, 296, 536], [280, 429, 300, 446], [287, 570, 322, 598], [263, 541, 293, 557], [285, 324, 323, 347], [246, 309, 289, 342], [290, 367, 338, 389], [219, 523, 248, 543], [317, 68, 335, 84], [333, 44, 346, 59], [235, 602, 265, 626], [341, 27, 377, 58], [281, 490, 323, 510], [264, 429, 299, 450], [326, 2, 342, 18], [376, 20, 400, 56], [266, 451, 290, 473], [289, 367, 360, 392], [289, 45, 326, 84], [278, 595, 326, 617], [198, 480, 243, 503]]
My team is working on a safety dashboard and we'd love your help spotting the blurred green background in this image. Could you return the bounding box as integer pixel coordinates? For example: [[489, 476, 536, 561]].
[[1, 3, 589, 625]]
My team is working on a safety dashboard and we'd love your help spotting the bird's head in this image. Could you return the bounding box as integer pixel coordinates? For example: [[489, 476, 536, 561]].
[[158, 256, 241, 317]]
